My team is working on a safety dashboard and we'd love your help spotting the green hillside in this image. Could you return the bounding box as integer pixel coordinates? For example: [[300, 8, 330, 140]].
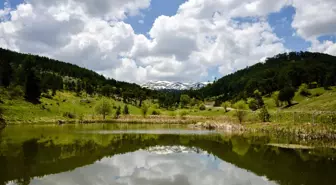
[[199, 52, 336, 102]]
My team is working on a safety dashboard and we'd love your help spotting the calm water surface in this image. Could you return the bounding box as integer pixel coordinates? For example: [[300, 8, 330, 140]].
[[0, 124, 336, 185]]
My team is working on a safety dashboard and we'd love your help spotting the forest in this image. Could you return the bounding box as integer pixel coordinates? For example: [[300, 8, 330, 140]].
[[198, 51, 336, 103], [0, 48, 158, 106], [1, 48, 336, 111]]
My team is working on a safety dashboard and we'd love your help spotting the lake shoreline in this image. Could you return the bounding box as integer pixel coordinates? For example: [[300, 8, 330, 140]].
[[4, 115, 336, 140]]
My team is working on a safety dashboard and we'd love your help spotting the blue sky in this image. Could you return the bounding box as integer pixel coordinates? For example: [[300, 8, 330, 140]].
[[1, 0, 335, 83]]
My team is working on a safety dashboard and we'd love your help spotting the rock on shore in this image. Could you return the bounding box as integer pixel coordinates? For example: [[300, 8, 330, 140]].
[[190, 121, 244, 132]]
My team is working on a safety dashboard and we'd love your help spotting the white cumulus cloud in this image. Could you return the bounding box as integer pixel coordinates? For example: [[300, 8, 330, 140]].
[[0, 0, 335, 83]]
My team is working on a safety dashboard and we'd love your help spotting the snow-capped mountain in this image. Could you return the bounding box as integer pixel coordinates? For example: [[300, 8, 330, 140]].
[[141, 81, 210, 90]]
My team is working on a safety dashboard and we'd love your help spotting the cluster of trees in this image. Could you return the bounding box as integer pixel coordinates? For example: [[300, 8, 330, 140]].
[[199, 51, 336, 102], [94, 99, 130, 119], [0, 48, 156, 104]]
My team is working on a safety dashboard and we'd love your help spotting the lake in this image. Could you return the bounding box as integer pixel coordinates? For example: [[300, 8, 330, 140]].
[[0, 124, 336, 185]]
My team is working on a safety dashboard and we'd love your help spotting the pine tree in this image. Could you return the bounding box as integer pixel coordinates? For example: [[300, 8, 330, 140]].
[[115, 106, 121, 119], [123, 105, 129, 115], [0, 60, 13, 87], [24, 69, 41, 103]]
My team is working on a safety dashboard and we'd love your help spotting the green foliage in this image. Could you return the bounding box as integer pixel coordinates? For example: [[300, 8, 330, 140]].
[[24, 69, 41, 104], [141, 103, 149, 117], [151, 110, 161, 115], [233, 100, 248, 124], [272, 92, 280, 107], [115, 106, 121, 119], [0, 60, 13, 87], [62, 112, 76, 119], [0, 48, 156, 105], [199, 52, 336, 101], [199, 104, 206, 111], [180, 110, 188, 119], [298, 83, 311, 96], [279, 87, 295, 105], [7, 85, 24, 100], [123, 105, 129, 115], [221, 101, 230, 112], [95, 99, 112, 119], [258, 106, 270, 122], [180, 94, 191, 108], [248, 98, 258, 111]]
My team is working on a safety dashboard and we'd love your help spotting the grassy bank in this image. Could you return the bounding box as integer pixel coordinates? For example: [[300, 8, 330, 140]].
[[1, 87, 336, 140]]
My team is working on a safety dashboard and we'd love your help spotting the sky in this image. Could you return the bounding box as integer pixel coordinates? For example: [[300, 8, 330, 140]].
[[0, 0, 336, 84]]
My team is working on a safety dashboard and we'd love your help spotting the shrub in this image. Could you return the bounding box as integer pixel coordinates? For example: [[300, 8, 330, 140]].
[[42, 93, 53, 99], [180, 110, 188, 119], [141, 104, 149, 117], [221, 101, 230, 112], [248, 98, 258, 111], [115, 106, 121, 119], [199, 104, 206, 111], [272, 92, 280, 107], [151, 110, 161, 115], [298, 83, 311, 96], [169, 111, 176, 117], [8, 85, 24, 100], [63, 112, 76, 119], [123, 105, 129, 115], [258, 106, 270, 122], [233, 100, 248, 124]]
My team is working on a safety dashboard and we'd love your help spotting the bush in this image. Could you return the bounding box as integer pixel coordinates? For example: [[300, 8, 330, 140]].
[[248, 98, 258, 111], [258, 106, 270, 122], [42, 93, 53, 99], [63, 112, 76, 119], [169, 111, 176, 117], [233, 100, 248, 124], [123, 105, 129, 115], [199, 104, 206, 111], [180, 110, 188, 119], [141, 104, 149, 117], [272, 92, 280, 107], [151, 110, 161, 115], [298, 83, 311, 96], [8, 85, 24, 100], [115, 106, 121, 119], [221, 101, 230, 112]]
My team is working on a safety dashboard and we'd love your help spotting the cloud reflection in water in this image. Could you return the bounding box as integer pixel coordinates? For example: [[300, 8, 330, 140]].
[[25, 146, 277, 185]]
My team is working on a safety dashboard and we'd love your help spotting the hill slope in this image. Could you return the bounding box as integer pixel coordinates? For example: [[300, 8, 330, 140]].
[[0, 48, 156, 102], [200, 52, 336, 101]]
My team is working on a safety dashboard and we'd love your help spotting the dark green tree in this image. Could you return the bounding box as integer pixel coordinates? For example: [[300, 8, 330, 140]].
[[180, 94, 191, 108], [115, 106, 121, 119], [278, 87, 295, 106], [123, 104, 129, 115], [24, 69, 41, 103], [0, 60, 13, 87]]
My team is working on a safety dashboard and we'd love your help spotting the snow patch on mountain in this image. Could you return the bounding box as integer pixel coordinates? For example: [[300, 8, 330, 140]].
[[141, 81, 210, 90]]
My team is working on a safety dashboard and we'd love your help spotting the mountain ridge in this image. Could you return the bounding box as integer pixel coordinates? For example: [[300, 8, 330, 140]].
[[141, 81, 211, 90]]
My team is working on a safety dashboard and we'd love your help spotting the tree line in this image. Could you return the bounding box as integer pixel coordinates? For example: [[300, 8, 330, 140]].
[[198, 51, 336, 103], [0, 48, 156, 105]]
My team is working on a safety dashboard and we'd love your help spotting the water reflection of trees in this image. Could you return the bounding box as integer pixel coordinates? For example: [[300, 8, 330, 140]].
[[0, 134, 336, 185]]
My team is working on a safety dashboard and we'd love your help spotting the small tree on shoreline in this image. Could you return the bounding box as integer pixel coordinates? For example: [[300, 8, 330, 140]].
[[95, 99, 112, 119], [234, 100, 248, 124], [141, 103, 149, 117]]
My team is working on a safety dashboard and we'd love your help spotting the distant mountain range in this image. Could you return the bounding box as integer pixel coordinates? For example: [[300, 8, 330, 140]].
[[141, 81, 210, 90]]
